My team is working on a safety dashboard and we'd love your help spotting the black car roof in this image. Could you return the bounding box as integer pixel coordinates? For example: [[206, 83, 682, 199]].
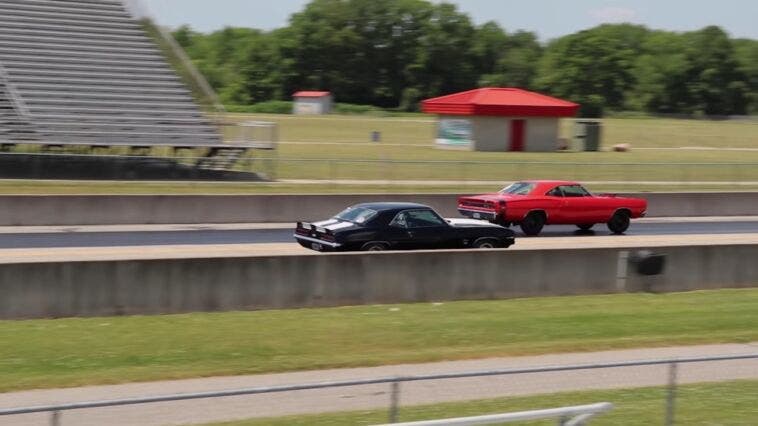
[[351, 202, 431, 212]]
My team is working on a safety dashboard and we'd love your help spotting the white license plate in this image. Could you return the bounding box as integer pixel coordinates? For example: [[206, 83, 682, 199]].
[[473, 212, 481, 219], [311, 242, 323, 251]]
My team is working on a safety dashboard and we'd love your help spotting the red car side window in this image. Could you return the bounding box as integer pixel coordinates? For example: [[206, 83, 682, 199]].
[[559, 185, 590, 197]]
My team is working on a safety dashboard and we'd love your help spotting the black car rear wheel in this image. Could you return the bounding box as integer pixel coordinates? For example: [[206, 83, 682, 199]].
[[520, 211, 545, 236], [361, 241, 389, 251], [607, 210, 630, 234], [473, 238, 500, 249]]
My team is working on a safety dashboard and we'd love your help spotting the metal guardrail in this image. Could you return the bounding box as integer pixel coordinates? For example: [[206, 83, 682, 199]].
[[1, 354, 756, 425], [373, 402, 614, 426]]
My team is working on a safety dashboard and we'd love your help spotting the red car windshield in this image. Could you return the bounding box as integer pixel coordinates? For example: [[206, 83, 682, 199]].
[[499, 182, 535, 195]]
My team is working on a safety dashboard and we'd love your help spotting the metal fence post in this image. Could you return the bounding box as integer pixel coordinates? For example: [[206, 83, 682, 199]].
[[329, 159, 336, 183], [389, 380, 401, 423], [50, 410, 61, 426], [665, 362, 678, 426]]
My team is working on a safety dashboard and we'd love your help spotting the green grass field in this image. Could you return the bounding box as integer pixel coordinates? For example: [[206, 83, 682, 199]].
[[206, 380, 758, 426], [1, 289, 756, 393], [232, 113, 758, 149], [1, 114, 757, 194], [246, 114, 758, 184]]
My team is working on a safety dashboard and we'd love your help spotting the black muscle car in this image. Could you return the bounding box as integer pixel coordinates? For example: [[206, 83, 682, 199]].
[[294, 202, 516, 252]]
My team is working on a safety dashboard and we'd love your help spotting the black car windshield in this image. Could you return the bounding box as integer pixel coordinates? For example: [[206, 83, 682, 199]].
[[334, 206, 378, 224], [499, 182, 535, 195]]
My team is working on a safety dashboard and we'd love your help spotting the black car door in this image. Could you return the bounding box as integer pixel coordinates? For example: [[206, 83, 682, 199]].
[[388, 209, 454, 249]]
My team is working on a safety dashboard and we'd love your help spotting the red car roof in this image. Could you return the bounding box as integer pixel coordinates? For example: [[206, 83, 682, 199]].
[[518, 180, 581, 191]]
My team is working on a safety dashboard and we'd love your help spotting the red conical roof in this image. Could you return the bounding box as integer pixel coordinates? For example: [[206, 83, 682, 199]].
[[422, 87, 579, 117]]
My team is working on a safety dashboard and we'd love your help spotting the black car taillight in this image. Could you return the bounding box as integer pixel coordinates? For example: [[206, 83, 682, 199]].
[[295, 222, 310, 235]]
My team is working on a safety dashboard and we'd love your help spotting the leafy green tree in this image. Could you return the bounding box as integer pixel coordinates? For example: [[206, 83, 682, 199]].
[[406, 2, 478, 100], [734, 39, 758, 114], [173, 1, 756, 116], [630, 30, 689, 113], [534, 24, 648, 116], [470, 21, 508, 79], [479, 30, 542, 89], [682, 26, 747, 115]]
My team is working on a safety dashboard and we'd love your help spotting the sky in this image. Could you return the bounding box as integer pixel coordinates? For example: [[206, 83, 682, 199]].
[[143, 0, 758, 41]]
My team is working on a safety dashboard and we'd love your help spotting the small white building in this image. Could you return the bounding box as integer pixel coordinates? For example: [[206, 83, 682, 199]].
[[422, 88, 579, 152], [292, 91, 333, 115]]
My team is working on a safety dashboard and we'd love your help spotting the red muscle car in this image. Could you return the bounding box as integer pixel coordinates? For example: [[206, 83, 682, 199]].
[[457, 180, 647, 236]]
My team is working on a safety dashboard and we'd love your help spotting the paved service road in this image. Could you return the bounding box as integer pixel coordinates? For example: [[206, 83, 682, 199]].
[[1, 343, 756, 426], [1, 217, 758, 249]]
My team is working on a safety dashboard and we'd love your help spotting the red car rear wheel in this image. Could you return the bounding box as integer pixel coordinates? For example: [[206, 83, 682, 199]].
[[520, 211, 545, 236]]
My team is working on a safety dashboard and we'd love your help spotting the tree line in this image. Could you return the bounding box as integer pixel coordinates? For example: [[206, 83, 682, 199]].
[[173, 0, 758, 117]]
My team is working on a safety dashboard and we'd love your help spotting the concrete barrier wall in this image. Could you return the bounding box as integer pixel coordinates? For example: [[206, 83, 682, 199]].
[[1, 244, 755, 319], [1, 192, 757, 225]]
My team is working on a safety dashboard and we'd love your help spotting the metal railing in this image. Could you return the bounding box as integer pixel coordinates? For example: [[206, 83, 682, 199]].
[[1, 354, 756, 426], [122, 0, 226, 120], [0, 62, 30, 118]]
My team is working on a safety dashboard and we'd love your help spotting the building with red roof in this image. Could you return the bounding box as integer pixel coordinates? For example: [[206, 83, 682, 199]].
[[293, 91, 333, 115], [422, 88, 579, 152]]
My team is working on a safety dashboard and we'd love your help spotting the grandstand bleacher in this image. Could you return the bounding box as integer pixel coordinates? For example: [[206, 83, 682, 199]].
[[0, 0, 261, 172]]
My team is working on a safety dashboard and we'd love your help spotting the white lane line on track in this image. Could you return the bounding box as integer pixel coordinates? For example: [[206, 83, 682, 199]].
[[1, 216, 757, 234]]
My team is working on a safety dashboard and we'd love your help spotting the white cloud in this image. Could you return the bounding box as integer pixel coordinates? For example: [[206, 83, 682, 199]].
[[589, 6, 638, 23]]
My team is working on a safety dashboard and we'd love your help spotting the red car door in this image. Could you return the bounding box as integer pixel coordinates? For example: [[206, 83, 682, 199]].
[[557, 185, 597, 223]]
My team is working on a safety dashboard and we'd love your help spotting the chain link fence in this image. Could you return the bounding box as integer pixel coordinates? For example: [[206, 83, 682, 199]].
[[1, 151, 758, 189], [2, 354, 756, 426], [271, 158, 758, 187]]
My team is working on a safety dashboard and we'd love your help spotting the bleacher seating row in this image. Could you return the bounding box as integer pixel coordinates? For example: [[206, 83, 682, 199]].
[[0, 0, 225, 147]]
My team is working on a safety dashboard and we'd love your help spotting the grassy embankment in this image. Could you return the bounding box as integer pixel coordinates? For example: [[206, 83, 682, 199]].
[[1, 289, 756, 393], [1, 115, 757, 194]]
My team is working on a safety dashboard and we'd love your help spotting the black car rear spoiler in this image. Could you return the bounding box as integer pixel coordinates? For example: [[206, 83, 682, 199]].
[[296, 222, 334, 235]]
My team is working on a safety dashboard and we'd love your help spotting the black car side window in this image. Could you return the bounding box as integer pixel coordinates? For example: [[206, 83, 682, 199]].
[[405, 210, 446, 228], [547, 187, 563, 197], [389, 212, 408, 228]]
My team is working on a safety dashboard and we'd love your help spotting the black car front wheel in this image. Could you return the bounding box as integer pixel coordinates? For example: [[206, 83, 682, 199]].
[[473, 238, 500, 249], [361, 241, 389, 251]]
